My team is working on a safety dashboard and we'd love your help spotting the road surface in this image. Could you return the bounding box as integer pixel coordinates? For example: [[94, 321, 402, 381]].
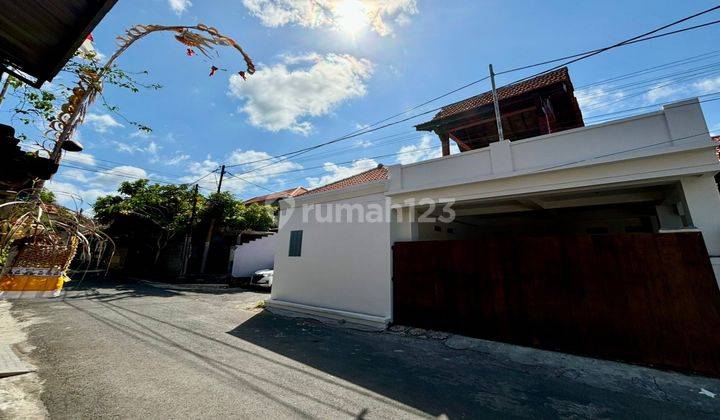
[[5, 280, 720, 419]]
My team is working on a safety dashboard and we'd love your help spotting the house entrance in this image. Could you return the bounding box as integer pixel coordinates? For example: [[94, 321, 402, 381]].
[[392, 185, 720, 377]]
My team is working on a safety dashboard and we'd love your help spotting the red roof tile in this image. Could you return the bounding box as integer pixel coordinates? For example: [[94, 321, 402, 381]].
[[244, 186, 307, 205], [301, 165, 389, 196], [427, 67, 572, 123]]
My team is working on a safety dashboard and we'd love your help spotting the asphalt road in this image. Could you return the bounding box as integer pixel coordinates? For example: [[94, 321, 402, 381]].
[[7, 280, 720, 419]]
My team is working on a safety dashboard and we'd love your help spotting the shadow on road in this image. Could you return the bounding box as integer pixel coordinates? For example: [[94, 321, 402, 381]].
[[54, 298, 386, 418], [227, 312, 476, 417], [58, 278, 268, 303], [24, 282, 719, 418]]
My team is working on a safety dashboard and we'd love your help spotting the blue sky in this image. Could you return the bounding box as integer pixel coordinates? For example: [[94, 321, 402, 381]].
[[5, 0, 720, 209]]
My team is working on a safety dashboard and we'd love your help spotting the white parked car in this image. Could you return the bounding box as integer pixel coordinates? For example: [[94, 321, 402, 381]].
[[250, 269, 273, 287]]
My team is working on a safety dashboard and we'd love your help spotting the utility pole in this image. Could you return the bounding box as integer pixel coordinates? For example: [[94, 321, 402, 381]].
[[489, 64, 505, 142], [0, 74, 11, 107], [200, 165, 225, 274], [180, 183, 199, 277], [216, 164, 225, 194]]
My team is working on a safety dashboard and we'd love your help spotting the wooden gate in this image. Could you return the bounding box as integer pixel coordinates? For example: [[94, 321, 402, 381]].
[[392, 232, 720, 377]]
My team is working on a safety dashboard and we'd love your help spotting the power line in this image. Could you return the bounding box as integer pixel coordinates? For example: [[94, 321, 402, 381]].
[[224, 7, 720, 178], [254, 96, 720, 191], [581, 70, 720, 112], [224, 171, 275, 193], [55, 6, 720, 197], [496, 9, 720, 77], [185, 167, 219, 186], [22, 143, 191, 180], [576, 61, 720, 99], [57, 163, 215, 190], [439, 129, 715, 204], [65, 154, 189, 179], [584, 94, 720, 123], [576, 49, 720, 89], [229, 132, 425, 171]]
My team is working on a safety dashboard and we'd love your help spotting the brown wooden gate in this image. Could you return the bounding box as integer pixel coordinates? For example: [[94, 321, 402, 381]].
[[392, 232, 720, 377]]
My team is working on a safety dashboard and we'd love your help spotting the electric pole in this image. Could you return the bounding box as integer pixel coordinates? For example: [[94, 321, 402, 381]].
[[180, 183, 199, 277], [200, 165, 225, 274], [489, 64, 505, 142]]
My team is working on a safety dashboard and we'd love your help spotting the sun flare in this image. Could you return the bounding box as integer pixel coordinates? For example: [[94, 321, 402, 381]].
[[334, 0, 369, 36]]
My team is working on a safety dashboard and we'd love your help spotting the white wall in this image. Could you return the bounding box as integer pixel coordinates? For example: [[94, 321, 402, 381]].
[[270, 192, 393, 325], [231, 235, 277, 277], [269, 98, 720, 326], [389, 99, 713, 194], [680, 175, 720, 288]]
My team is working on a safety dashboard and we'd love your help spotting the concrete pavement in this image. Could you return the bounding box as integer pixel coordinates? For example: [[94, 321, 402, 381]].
[[4, 280, 720, 419]]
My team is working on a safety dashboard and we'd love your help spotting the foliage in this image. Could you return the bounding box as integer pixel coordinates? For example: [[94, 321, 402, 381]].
[[38, 188, 56, 204], [201, 192, 275, 231], [0, 54, 160, 152], [46, 23, 255, 164], [93, 180, 200, 262], [93, 182, 274, 265]]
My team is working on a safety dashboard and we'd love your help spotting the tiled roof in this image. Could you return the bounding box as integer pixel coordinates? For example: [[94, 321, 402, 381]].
[[244, 186, 307, 205], [426, 67, 572, 123], [301, 165, 389, 196]]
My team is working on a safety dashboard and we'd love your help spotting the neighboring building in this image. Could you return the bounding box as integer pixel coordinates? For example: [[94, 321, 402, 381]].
[[230, 186, 308, 279], [268, 85, 720, 375], [244, 186, 308, 207]]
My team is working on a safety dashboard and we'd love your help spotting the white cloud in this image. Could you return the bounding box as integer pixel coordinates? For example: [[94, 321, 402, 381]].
[[354, 139, 373, 148], [166, 153, 190, 166], [228, 53, 373, 134], [84, 113, 123, 133], [306, 158, 377, 188], [129, 130, 152, 139], [575, 87, 627, 112], [693, 76, 720, 94], [395, 134, 444, 165], [114, 140, 162, 161], [242, 0, 418, 36], [147, 141, 160, 155], [181, 149, 303, 194], [645, 83, 686, 103], [114, 142, 143, 154], [579, 74, 720, 117], [168, 0, 192, 14], [48, 165, 149, 209], [63, 152, 96, 167]]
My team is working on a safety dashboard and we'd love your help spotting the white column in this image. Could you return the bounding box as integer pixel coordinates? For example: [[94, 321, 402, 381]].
[[390, 206, 418, 243], [662, 99, 710, 146], [681, 175, 720, 286]]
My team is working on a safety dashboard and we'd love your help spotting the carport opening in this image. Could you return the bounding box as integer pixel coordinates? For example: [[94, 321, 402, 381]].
[[413, 183, 691, 241]]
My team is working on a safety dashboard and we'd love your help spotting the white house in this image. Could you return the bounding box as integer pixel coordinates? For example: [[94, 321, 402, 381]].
[[268, 96, 720, 332]]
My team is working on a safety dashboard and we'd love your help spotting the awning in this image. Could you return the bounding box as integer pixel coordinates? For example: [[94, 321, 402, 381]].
[[0, 0, 117, 87]]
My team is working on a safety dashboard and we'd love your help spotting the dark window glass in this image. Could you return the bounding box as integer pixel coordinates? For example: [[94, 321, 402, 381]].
[[289, 230, 303, 257]]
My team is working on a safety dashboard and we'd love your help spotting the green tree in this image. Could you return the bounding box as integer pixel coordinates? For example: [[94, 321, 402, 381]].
[[94, 183, 274, 269], [0, 53, 159, 150], [93, 180, 198, 263], [201, 192, 275, 231]]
